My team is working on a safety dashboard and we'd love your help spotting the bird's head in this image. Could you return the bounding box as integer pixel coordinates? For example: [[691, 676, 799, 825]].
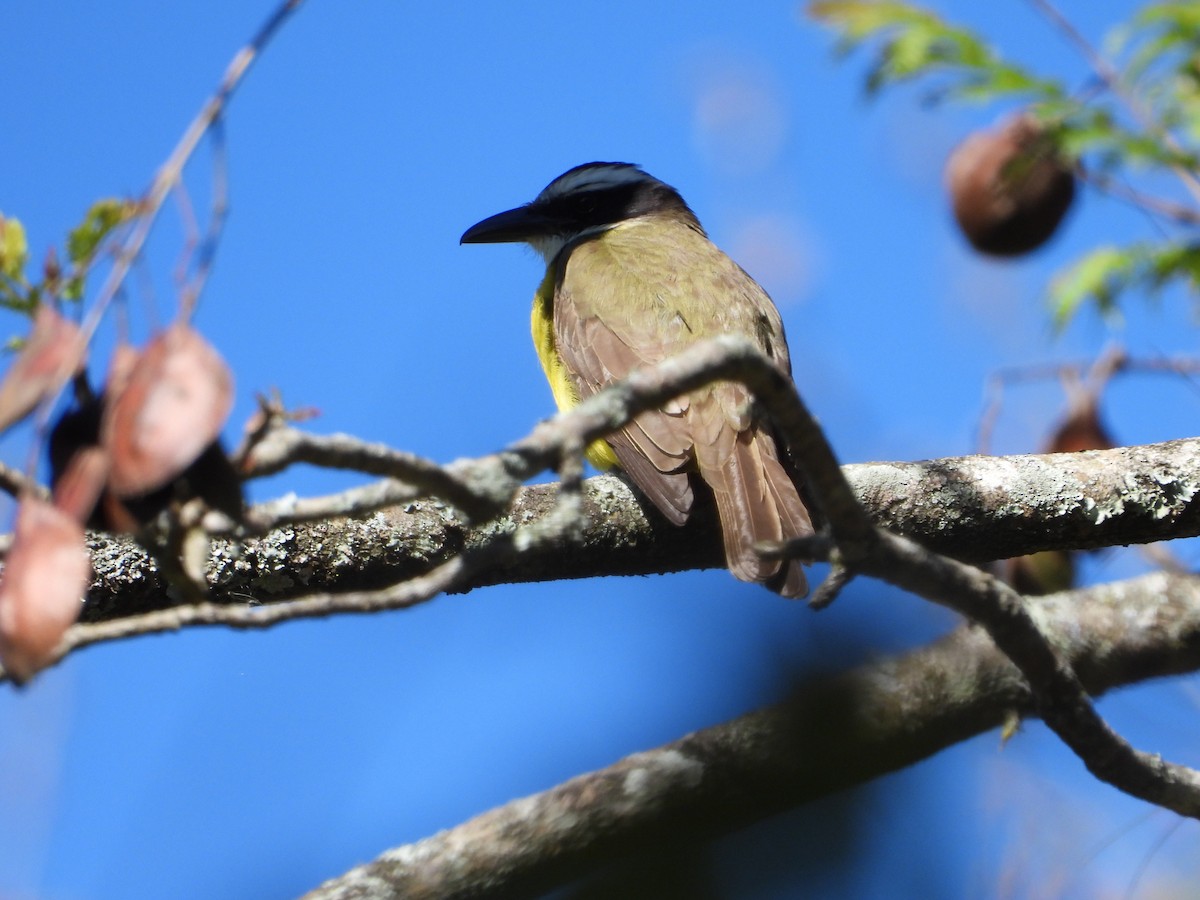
[[460, 162, 701, 263]]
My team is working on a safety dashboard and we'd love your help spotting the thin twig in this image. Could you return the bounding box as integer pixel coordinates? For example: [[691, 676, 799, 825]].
[[245, 479, 435, 530], [867, 529, 1200, 817], [976, 347, 1200, 454], [1027, 0, 1200, 204], [240, 425, 508, 521], [808, 559, 852, 610], [0, 459, 48, 501], [170, 181, 201, 296], [1080, 168, 1200, 226], [31, 0, 307, 440], [179, 114, 231, 317], [1083, 342, 1128, 395]]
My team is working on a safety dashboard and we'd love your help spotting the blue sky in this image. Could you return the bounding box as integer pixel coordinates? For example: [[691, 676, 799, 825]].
[[1, 2, 1198, 897]]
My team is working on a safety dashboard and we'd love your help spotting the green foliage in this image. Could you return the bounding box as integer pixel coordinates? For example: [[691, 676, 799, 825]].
[[809, 1, 1061, 99], [1123, 3, 1200, 94], [1051, 242, 1200, 326], [0, 199, 137, 317], [808, 0, 1200, 326], [0, 216, 29, 283], [67, 199, 136, 268], [0, 215, 33, 314], [62, 198, 138, 301]]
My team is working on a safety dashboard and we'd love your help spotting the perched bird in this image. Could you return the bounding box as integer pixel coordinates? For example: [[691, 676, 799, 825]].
[[462, 162, 814, 597]]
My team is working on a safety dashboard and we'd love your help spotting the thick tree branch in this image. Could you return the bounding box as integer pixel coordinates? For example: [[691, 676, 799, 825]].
[[53, 435, 1200, 630], [8, 338, 1200, 819], [27, 335, 1200, 645], [7, 433, 1193, 683], [846, 437, 1200, 558], [302, 571, 1200, 900]]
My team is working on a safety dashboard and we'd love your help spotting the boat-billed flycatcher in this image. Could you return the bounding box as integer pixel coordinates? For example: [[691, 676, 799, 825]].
[[462, 162, 814, 597]]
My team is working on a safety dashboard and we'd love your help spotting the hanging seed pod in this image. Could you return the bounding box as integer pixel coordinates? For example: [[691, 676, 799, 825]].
[[102, 324, 234, 498], [945, 114, 1076, 256], [0, 494, 91, 683]]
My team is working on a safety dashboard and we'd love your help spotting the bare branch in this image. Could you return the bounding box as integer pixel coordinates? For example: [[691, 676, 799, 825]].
[[8, 334, 1200, 826], [302, 571, 1200, 900], [6, 336, 1198, 826], [747, 331, 1200, 817], [240, 424, 505, 521], [1080, 168, 1200, 226], [7, 475, 592, 682], [246, 479, 435, 529], [34, 0, 307, 428], [9, 433, 1194, 685], [0, 459, 48, 503], [976, 344, 1200, 454]]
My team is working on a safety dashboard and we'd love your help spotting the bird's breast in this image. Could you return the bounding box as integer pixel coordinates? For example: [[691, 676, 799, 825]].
[[530, 266, 620, 469]]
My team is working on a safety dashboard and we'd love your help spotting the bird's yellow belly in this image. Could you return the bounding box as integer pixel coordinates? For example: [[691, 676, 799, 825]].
[[531, 270, 620, 469]]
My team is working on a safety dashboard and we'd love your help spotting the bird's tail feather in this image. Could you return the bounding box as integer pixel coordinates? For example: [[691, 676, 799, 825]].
[[700, 428, 814, 599]]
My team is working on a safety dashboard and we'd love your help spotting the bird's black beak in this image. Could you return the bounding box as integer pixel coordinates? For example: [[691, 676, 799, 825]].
[[460, 204, 556, 244]]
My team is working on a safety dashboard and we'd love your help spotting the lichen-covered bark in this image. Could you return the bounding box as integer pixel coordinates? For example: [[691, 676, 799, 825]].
[[81, 439, 1200, 622], [855, 439, 1200, 560]]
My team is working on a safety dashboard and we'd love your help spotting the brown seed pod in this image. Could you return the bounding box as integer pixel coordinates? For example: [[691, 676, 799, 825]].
[[0, 305, 87, 435], [0, 494, 91, 683], [1045, 395, 1115, 455], [945, 115, 1076, 257], [102, 324, 234, 499], [50, 393, 244, 533]]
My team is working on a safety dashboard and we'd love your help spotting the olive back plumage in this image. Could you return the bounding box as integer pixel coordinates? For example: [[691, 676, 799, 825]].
[[552, 215, 813, 596]]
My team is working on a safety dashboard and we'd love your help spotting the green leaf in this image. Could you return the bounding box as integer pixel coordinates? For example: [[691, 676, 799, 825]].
[[61, 274, 87, 304], [809, 0, 1061, 102], [1145, 242, 1200, 288], [809, 1, 935, 42], [1051, 241, 1200, 328], [1136, 2, 1200, 34], [66, 198, 136, 267], [1123, 2, 1200, 78], [0, 215, 29, 283], [1051, 246, 1132, 327]]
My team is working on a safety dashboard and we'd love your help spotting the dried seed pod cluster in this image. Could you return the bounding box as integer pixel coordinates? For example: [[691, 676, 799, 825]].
[[0, 314, 242, 682]]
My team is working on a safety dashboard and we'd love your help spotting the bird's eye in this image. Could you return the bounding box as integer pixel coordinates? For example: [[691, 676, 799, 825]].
[[573, 194, 599, 215]]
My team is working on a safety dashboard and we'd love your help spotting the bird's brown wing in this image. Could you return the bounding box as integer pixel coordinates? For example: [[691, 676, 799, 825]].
[[553, 221, 813, 595], [555, 271, 696, 524]]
